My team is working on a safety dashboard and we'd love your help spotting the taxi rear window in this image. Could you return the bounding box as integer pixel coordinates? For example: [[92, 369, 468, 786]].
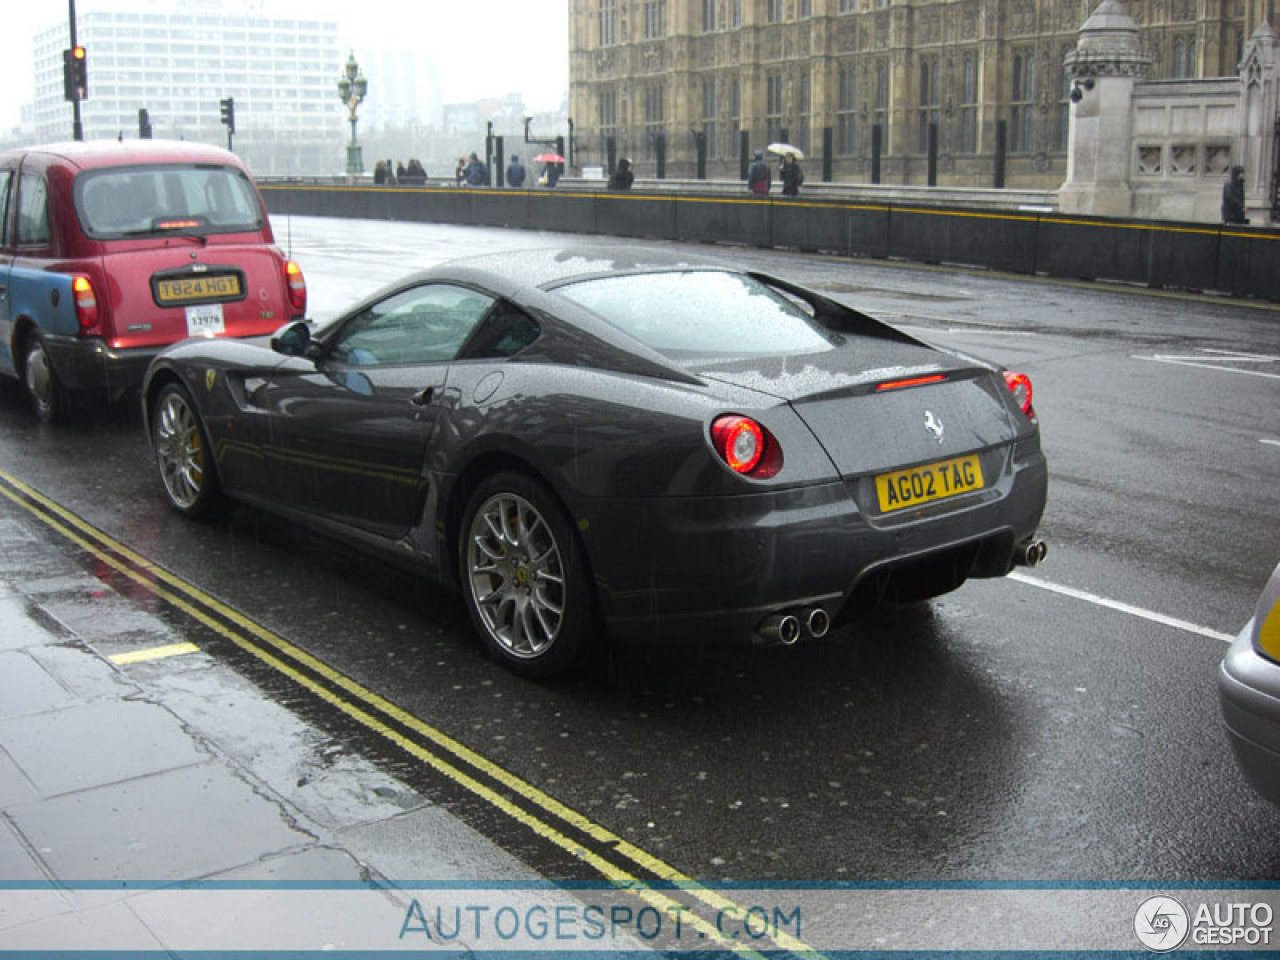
[[75, 163, 263, 238]]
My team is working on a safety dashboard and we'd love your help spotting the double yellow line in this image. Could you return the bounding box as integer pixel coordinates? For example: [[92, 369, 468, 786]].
[[0, 465, 822, 959]]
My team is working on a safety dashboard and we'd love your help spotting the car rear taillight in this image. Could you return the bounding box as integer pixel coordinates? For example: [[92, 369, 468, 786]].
[[1003, 370, 1034, 418], [710, 415, 783, 479], [1258, 592, 1280, 663], [284, 259, 306, 314], [72, 275, 99, 331]]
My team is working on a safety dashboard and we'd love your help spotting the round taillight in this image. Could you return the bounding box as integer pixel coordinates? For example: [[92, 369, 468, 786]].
[[710, 415, 783, 478], [1003, 370, 1034, 417]]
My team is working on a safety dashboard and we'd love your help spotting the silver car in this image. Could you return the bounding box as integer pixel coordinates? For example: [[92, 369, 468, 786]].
[[1220, 561, 1280, 806]]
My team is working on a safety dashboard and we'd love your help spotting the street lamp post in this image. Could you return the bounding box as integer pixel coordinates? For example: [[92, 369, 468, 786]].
[[523, 114, 569, 167], [336, 52, 368, 178]]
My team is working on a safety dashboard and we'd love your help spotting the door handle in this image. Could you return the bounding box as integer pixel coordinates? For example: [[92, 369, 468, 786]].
[[411, 386, 435, 406]]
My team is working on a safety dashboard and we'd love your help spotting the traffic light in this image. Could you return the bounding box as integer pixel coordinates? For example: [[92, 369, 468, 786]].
[[219, 97, 235, 134], [138, 108, 152, 139], [63, 46, 88, 102]]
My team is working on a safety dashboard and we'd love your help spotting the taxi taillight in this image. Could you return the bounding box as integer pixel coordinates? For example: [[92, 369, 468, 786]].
[[284, 259, 306, 314], [72, 275, 100, 331]]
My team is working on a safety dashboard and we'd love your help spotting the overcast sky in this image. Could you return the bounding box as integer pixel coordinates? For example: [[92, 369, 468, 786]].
[[3, 0, 570, 130]]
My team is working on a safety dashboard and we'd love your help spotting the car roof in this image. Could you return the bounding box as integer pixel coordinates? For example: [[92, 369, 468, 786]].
[[2, 139, 245, 173], [420, 244, 731, 299]]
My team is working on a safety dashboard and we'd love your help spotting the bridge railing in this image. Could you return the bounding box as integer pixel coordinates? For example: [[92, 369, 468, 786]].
[[258, 178, 1279, 302]]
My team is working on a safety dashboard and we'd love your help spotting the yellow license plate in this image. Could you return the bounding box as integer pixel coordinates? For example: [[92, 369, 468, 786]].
[[156, 274, 241, 304], [876, 454, 985, 513]]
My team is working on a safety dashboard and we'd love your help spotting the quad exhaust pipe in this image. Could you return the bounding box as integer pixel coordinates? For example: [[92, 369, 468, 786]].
[[1016, 538, 1049, 567], [755, 606, 830, 647], [806, 606, 830, 638]]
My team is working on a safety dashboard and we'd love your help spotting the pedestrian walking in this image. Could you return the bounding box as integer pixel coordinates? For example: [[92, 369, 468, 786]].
[[780, 152, 804, 197], [1222, 165, 1247, 224], [607, 157, 634, 191], [507, 155, 527, 188], [540, 162, 561, 188], [747, 149, 771, 195], [373, 160, 388, 184]]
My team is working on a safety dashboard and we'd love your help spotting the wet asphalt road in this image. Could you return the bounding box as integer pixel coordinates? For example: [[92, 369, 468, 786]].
[[1, 216, 1278, 884]]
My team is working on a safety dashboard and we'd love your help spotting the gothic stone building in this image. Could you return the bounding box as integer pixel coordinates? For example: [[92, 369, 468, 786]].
[[568, 0, 1259, 188]]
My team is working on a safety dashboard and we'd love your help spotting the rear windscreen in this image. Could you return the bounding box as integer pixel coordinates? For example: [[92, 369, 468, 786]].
[[75, 163, 264, 238], [555, 270, 837, 358]]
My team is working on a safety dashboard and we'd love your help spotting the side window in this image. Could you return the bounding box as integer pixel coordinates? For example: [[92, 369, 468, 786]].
[[461, 300, 542, 360], [16, 173, 50, 247], [329, 284, 496, 367], [0, 171, 11, 248]]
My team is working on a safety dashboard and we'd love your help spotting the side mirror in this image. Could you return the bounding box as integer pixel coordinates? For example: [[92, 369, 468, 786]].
[[270, 320, 312, 358]]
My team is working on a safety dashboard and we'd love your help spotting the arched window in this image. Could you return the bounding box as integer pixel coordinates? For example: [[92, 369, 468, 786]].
[[960, 53, 978, 153], [837, 64, 857, 154], [1011, 51, 1035, 153]]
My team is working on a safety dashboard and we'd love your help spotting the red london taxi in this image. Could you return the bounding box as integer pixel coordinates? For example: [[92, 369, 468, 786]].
[[0, 139, 306, 421]]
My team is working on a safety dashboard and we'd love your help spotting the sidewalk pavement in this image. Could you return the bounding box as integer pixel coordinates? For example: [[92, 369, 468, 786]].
[[0, 502, 547, 952]]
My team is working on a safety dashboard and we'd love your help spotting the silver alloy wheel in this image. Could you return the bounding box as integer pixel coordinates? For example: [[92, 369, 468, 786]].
[[154, 389, 206, 510], [466, 492, 567, 660]]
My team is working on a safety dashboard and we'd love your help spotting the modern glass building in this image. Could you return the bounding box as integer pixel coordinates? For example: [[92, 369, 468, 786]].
[[31, 5, 343, 176]]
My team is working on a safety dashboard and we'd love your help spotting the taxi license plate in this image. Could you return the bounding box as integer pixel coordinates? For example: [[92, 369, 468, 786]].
[[156, 274, 241, 304], [876, 454, 984, 513], [186, 303, 225, 337]]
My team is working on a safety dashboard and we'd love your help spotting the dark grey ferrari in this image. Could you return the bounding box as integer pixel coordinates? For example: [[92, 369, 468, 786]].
[[142, 246, 1048, 678]]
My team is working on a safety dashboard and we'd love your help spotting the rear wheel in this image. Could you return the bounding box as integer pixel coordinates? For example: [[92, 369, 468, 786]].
[[23, 334, 65, 423], [152, 382, 221, 518], [459, 472, 593, 679]]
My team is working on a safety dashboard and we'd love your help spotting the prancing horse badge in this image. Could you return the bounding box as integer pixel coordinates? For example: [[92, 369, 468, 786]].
[[924, 410, 944, 444]]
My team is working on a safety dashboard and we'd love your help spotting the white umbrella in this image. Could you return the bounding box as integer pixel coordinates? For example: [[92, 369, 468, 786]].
[[766, 142, 805, 160]]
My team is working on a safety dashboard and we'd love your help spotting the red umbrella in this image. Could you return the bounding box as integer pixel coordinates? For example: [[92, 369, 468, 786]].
[[533, 153, 565, 164]]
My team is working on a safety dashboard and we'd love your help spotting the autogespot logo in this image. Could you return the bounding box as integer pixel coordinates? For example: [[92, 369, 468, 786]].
[[1134, 895, 1190, 952]]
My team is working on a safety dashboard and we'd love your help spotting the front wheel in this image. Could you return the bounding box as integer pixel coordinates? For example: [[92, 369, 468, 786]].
[[459, 472, 593, 679], [151, 382, 221, 518]]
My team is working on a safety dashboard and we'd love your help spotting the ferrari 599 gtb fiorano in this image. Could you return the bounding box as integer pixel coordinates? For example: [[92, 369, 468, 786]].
[[143, 246, 1048, 678]]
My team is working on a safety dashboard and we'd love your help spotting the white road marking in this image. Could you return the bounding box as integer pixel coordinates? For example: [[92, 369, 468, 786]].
[[1008, 571, 1236, 643], [897, 324, 1037, 338], [1261, 438, 1280, 448], [1135, 350, 1280, 380], [1200, 348, 1280, 360]]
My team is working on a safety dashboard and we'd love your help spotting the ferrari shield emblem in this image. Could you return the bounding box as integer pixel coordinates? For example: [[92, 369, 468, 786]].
[[205, 369, 216, 392]]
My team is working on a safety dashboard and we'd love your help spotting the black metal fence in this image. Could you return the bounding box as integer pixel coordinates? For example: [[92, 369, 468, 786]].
[[260, 182, 1280, 301]]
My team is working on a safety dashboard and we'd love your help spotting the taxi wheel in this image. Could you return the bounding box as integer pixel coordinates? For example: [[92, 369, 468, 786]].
[[152, 382, 221, 518], [23, 334, 65, 423], [459, 472, 593, 680]]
